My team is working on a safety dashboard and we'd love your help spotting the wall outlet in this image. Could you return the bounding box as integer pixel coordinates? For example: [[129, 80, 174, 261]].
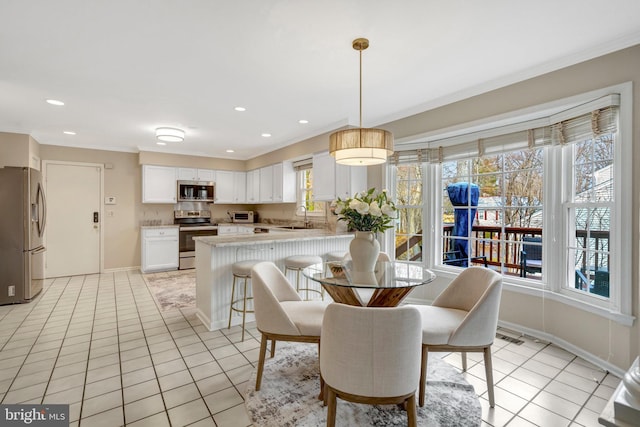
[[105, 196, 116, 205], [8, 285, 15, 297]]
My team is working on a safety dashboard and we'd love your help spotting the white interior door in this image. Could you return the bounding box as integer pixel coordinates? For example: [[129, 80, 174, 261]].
[[44, 162, 102, 277]]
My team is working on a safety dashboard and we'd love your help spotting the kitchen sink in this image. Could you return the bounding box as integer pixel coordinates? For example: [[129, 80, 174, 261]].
[[273, 225, 310, 230]]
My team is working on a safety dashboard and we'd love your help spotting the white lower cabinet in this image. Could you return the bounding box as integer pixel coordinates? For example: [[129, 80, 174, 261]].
[[141, 227, 179, 273], [217, 225, 254, 235]]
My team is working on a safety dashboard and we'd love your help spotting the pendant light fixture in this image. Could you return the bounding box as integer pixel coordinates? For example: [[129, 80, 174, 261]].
[[329, 38, 393, 166]]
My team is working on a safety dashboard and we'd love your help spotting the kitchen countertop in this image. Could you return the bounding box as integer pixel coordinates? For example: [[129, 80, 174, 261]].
[[140, 224, 179, 229], [194, 229, 351, 247]]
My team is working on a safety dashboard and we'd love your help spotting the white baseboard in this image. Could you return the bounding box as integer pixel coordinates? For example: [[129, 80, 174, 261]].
[[408, 296, 625, 378], [498, 319, 625, 378], [102, 266, 140, 274]]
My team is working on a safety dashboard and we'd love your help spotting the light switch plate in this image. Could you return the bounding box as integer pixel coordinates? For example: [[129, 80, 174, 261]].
[[105, 196, 116, 205]]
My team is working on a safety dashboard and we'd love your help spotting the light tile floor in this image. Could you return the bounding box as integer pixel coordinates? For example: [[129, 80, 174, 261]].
[[0, 271, 619, 426]]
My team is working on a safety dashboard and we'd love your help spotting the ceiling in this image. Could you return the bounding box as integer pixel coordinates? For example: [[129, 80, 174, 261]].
[[1, 1, 640, 161]]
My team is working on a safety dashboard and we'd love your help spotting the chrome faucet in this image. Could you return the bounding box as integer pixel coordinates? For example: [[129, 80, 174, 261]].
[[300, 205, 310, 228]]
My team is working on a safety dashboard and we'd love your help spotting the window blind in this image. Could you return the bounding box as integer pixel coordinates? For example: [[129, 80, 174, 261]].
[[393, 94, 619, 163], [292, 157, 313, 171]]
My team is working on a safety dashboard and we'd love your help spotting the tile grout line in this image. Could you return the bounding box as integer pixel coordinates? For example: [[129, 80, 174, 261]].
[[124, 269, 177, 427], [0, 276, 75, 405], [76, 273, 112, 425]]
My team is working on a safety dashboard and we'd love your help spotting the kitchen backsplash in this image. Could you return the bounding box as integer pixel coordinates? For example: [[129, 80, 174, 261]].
[[139, 202, 338, 230]]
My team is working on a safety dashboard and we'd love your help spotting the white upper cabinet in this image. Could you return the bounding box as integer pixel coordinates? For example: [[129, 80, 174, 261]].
[[312, 152, 337, 201], [214, 170, 235, 203], [216, 170, 247, 204], [246, 169, 260, 203], [177, 168, 215, 182], [312, 152, 367, 201], [335, 163, 368, 199], [233, 171, 247, 203], [259, 165, 274, 203], [142, 165, 177, 203], [259, 162, 295, 203]]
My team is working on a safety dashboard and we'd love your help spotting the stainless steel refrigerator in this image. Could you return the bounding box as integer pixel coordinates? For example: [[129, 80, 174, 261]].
[[0, 166, 46, 304]]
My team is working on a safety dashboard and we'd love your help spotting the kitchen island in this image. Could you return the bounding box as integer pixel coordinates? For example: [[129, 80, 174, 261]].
[[194, 229, 353, 331]]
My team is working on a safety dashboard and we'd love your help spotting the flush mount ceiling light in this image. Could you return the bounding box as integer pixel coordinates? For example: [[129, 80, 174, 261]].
[[155, 127, 185, 143], [329, 38, 393, 166], [46, 99, 65, 106]]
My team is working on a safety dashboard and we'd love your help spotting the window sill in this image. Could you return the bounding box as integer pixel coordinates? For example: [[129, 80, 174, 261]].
[[502, 280, 635, 327], [430, 265, 634, 327]]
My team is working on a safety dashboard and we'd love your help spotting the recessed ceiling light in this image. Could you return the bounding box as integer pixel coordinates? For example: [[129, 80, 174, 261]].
[[298, 119, 309, 124], [63, 131, 76, 135], [155, 127, 185, 142], [156, 141, 167, 146], [261, 133, 272, 138], [46, 99, 65, 106], [226, 149, 235, 153], [234, 107, 246, 112]]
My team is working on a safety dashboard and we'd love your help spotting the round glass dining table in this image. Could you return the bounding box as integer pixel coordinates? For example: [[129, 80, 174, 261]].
[[302, 260, 436, 307]]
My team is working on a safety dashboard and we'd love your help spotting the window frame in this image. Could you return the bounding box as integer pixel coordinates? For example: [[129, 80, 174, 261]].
[[387, 82, 633, 325], [295, 168, 325, 217]]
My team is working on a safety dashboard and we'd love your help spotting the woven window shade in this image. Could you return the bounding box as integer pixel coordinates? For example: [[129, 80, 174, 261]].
[[392, 94, 619, 163]]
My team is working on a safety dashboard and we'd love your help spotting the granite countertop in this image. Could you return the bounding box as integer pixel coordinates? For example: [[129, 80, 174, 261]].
[[194, 229, 352, 247]]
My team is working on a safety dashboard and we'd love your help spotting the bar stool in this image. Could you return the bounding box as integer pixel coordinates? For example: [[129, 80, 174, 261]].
[[325, 251, 347, 262], [228, 259, 262, 341], [284, 255, 323, 300]]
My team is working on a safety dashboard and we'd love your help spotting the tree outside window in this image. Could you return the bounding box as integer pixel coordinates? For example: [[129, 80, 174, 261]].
[[395, 164, 423, 262], [297, 169, 324, 215], [441, 149, 544, 275]]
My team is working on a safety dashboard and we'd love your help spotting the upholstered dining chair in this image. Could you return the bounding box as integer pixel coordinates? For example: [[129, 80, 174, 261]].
[[411, 266, 502, 408], [251, 261, 329, 391], [320, 303, 422, 427]]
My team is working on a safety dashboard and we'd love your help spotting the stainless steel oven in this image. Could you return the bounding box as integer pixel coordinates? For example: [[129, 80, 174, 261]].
[[178, 225, 217, 269], [175, 210, 217, 270]]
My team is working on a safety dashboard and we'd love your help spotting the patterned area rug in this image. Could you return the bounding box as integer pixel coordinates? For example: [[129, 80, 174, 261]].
[[143, 270, 196, 310], [245, 342, 482, 427]]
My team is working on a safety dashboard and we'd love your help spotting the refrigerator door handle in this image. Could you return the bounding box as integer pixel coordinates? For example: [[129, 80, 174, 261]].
[[36, 181, 46, 236]]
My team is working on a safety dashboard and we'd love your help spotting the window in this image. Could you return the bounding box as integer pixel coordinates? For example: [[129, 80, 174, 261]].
[[297, 168, 325, 216], [563, 110, 616, 299], [394, 164, 424, 262], [441, 149, 544, 274], [389, 85, 631, 320]]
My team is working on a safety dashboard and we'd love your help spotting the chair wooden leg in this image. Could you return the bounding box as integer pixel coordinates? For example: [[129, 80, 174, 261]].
[[270, 339, 276, 357], [326, 387, 337, 427], [255, 334, 268, 391], [461, 351, 468, 371], [484, 346, 495, 408], [419, 345, 428, 407], [318, 342, 324, 401], [406, 394, 417, 427]]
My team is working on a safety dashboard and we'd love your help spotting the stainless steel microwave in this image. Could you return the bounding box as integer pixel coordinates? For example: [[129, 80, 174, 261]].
[[177, 181, 215, 202]]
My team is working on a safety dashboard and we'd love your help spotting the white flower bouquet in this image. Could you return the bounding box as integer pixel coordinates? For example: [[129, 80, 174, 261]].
[[333, 188, 397, 233]]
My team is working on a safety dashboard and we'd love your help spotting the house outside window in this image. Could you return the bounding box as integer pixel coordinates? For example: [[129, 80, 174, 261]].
[[388, 85, 631, 321], [440, 149, 544, 275]]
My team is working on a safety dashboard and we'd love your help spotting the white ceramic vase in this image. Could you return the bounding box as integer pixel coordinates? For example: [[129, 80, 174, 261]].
[[349, 231, 380, 272]]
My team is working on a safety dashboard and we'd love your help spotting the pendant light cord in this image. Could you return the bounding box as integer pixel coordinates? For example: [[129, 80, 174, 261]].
[[359, 46, 363, 129]]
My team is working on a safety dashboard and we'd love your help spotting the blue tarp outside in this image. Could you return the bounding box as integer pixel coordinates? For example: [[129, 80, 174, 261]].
[[447, 182, 480, 267]]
